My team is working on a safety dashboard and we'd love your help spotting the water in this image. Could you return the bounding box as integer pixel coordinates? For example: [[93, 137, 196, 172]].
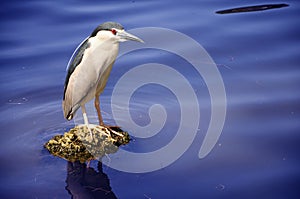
[[1, 0, 300, 198]]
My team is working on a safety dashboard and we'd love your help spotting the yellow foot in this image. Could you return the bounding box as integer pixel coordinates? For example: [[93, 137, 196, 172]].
[[77, 124, 125, 139]]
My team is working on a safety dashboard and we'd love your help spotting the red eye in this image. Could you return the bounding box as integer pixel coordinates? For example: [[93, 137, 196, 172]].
[[111, 29, 117, 35]]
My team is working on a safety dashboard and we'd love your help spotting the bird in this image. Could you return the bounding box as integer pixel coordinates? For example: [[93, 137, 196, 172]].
[[62, 22, 143, 130]]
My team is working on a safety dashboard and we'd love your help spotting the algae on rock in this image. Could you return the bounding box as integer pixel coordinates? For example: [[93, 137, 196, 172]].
[[44, 125, 130, 163]]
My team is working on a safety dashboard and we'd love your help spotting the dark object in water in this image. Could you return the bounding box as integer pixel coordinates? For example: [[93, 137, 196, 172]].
[[216, 4, 289, 14], [66, 161, 117, 199], [44, 125, 130, 163]]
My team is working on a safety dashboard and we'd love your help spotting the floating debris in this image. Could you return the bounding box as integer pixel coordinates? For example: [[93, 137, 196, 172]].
[[216, 4, 289, 14], [44, 125, 130, 163], [216, 184, 226, 191], [7, 97, 28, 105]]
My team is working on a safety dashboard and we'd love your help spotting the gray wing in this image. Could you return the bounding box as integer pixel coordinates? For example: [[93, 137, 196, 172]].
[[63, 37, 90, 100]]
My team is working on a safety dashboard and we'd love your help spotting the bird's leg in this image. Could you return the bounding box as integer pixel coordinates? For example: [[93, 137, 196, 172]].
[[94, 95, 120, 130], [81, 105, 94, 139], [94, 95, 104, 126], [82, 108, 89, 126], [81, 105, 111, 139]]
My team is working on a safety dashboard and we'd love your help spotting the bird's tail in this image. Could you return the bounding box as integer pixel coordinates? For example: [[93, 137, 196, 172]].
[[62, 100, 79, 120]]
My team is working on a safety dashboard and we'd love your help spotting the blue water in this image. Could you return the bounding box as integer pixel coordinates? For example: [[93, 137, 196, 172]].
[[1, 0, 300, 198]]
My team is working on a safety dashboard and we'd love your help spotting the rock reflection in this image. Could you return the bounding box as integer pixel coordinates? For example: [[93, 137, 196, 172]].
[[45, 126, 130, 198], [66, 161, 117, 199]]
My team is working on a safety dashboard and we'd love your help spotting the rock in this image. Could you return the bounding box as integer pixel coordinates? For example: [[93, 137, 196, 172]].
[[44, 125, 130, 163]]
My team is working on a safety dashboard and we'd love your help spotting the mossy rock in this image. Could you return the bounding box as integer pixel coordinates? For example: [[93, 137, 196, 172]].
[[44, 125, 130, 163]]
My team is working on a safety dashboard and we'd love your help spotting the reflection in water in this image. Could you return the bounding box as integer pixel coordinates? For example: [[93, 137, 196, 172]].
[[216, 3, 289, 14], [45, 126, 130, 198], [66, 161, 117, 199]]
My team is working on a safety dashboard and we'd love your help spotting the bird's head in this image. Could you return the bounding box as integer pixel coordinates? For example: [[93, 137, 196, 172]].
[[90, 21, 144, 43]]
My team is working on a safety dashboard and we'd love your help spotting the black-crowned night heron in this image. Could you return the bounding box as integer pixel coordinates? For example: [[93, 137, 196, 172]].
[[63, 22, 143, 128]]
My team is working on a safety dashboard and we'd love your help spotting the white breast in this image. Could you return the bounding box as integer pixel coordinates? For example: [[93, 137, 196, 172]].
[[70, 36, 119, 106]]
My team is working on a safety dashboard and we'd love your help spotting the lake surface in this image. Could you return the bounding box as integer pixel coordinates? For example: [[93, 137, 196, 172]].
[[1, 0, 299, 198]]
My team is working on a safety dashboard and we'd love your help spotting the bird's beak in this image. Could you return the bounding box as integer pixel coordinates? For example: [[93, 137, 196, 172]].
[[118, 30, 144, 43]]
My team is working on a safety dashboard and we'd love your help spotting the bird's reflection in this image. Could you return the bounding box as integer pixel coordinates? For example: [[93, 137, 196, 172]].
[[66, 161, 117, 199]]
